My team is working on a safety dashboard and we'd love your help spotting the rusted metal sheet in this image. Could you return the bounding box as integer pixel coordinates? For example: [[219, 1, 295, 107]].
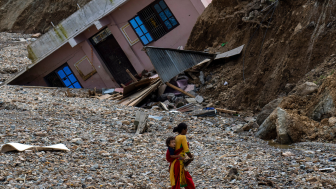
[[144, 46, 215, 83]]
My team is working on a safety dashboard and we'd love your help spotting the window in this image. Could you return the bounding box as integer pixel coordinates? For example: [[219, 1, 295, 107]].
[[129, 16, 153, 45], [44, 64, 82, 88], [153, 1, 178, 30], [129, 0, 179, 45]]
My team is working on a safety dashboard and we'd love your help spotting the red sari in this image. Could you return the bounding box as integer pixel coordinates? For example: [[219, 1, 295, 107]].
[[166, 141, 195, 189]]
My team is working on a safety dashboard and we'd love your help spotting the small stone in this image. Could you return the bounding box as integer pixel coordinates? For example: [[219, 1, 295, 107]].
[[35, 131, 47, 137], [195, 95, 204, 103], [71, 138, 83, 145], [206, 84, 213, 89], [319, 168, 335, 173], [186, 98, 197, 104], [31, 33, 42, 38], [122, 120, 130, 125], [282, 151, 295, 157], [90, 164, 99, 171]]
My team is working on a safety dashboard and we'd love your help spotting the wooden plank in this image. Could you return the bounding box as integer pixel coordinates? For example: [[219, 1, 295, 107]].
[[119, 87, 151, 105], [98, 94, 111, 100], [126, 69, 138, 82], [128, 80, 161, 107], [165, 82, 195, 98], [216, 108, 238, 114], [123, 78, 151, 96]]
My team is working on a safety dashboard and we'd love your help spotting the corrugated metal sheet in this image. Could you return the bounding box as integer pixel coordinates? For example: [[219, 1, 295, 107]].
[[176, 103, 196, 112], [144, 47, 215, 83]]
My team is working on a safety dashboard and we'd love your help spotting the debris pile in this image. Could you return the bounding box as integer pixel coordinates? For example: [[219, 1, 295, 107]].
[[87, 46, 244, 118], [256, 71, 336, 144]]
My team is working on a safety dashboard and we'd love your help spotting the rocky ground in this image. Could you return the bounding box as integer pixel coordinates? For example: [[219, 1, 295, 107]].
[[0, 32, 33, 83], [0, 85, 336, 189]]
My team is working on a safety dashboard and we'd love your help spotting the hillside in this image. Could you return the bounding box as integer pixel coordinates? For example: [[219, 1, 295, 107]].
[[0, 0, 92, 34], [186, 0, 336, 111]]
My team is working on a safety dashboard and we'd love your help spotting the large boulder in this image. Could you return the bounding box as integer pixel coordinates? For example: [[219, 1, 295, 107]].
[[276, 108, 291, 144], [295, 82, 318, 96], [256, 98, 283, 125], [256, 107, 322, 144], [256, 107, 292, 144], [255, 109, 278, 140], [307, 92, 335, 121]]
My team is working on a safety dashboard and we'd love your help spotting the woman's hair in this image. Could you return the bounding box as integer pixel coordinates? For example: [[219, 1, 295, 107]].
[[166, 136, 175, 147], [173, 122, 188, 133]]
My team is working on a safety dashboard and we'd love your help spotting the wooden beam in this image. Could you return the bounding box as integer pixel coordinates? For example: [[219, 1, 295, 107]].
[[215, 108, 238, 114], [126, 69, 138, 82], [165, 82, 195, 98]]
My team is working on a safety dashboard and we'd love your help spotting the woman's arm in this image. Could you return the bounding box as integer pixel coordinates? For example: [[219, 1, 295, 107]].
[[186, 152, 193, 159]]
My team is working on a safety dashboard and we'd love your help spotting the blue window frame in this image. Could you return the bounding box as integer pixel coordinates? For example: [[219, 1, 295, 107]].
[[129, 16, 153, 45], [130, 0, 179, 44], [56, 65, 82, 88], [153, 0, 178, 30]]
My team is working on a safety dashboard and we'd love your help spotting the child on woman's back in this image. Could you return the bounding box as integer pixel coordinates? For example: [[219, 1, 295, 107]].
[[166, 136, 185, 160]]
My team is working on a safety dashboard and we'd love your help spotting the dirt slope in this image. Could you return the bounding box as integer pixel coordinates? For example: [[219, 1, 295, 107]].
[[186, 0, 336, 111], [0, 0, 92, 34]]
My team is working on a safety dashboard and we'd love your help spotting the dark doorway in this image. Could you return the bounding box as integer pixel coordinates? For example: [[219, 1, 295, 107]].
[[90, 28, 138, 86]]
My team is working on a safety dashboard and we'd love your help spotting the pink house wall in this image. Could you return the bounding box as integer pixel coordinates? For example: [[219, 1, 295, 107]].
[[11, 0, 205, 89], [108, 0, 205, 72], [201, 0, 212, 7]]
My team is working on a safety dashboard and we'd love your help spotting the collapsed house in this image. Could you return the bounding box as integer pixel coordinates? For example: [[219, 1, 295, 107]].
[[5, 0, 211, 89]]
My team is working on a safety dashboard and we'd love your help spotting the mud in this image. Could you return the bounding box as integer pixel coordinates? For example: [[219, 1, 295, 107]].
[[186, 0, 336, 112]]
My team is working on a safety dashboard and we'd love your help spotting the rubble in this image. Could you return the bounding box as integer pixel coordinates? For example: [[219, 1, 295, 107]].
[[0, 32, 33, 83], [0, 85, 335, 187]]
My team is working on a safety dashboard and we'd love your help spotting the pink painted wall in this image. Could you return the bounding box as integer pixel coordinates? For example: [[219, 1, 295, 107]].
[[109, 0, 205, 72], [11, 26, 119, 89], [11, 0, 205, 89], [201, 0, 212, 7]]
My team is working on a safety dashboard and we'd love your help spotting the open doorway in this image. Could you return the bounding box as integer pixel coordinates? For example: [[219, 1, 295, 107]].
[[90, 28, 138, 86]]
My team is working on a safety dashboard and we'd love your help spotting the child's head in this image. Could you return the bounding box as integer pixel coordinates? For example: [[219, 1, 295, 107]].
[[166, 136, 176, 148]]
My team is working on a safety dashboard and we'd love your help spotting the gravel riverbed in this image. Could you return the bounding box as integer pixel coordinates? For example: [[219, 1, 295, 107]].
[[0, 85, 335, 189]]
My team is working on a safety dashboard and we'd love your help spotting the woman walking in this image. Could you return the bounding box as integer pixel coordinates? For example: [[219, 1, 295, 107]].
[[166, 123, 195, 189]]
